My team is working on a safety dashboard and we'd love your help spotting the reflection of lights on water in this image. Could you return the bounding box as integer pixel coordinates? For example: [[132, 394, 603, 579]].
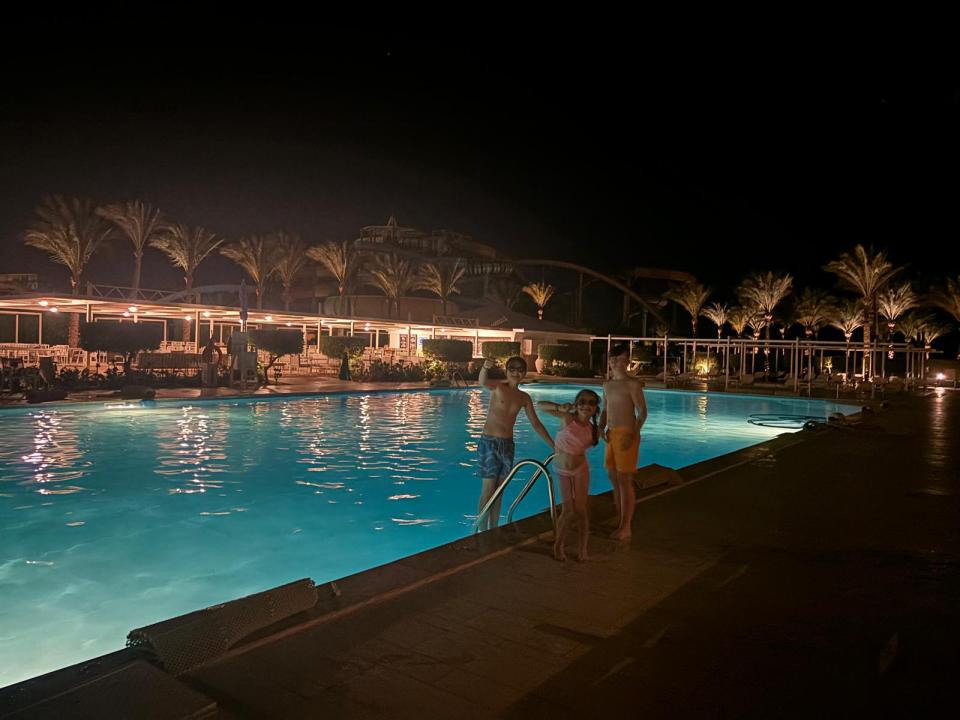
[[22, 412, 85, 489]]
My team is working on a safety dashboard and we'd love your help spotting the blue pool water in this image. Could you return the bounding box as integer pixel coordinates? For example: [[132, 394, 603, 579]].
[[0, 387, 855, 686]]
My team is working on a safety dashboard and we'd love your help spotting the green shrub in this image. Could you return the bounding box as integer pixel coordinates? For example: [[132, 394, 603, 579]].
[[250, 329, 305, 384], [555, 363, 596, 378], [79, 321, 163, 372], [537, 343, 588, 365], [481, 341, 520, 362], [353, 360, 427, 382], [317, 335, 367, 359], [422, 339, 473, 362]]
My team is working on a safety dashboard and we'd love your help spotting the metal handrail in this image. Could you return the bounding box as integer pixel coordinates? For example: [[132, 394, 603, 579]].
[[450, 370, 466, 388], [473, 454, 556, 533], [506, 453, 556, 524]]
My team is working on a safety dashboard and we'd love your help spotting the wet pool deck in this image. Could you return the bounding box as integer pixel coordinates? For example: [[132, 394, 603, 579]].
[[3, 388, 958, 718]]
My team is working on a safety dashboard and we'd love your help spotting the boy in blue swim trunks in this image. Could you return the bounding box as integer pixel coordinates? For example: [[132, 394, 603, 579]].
[[476, 356, 554, 531]]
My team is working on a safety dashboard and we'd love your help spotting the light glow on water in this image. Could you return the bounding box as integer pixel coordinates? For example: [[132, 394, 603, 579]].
[[0, 387, 855, 687]]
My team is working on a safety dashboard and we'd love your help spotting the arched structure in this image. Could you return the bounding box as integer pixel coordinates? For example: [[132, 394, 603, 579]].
[[508, 259, 692, 326]]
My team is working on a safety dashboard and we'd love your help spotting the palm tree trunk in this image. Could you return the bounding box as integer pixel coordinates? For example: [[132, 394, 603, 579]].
[[691, 319, 697, 370], [130, 252, 142, 298], [862, 306, 873, 378], [256, 288, 264, 310], [763, 320, 772, 373], [69, 274, 81, 347], [283, 289, 291, 311]]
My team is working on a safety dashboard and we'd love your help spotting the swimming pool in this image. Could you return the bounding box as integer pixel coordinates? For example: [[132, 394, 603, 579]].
[[0, 387, 855, 686]]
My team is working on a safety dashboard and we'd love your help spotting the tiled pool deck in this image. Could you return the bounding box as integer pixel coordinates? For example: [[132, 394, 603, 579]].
[[2, 387, 958, 718]]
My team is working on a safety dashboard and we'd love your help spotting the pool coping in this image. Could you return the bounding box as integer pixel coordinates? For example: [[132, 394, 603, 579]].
[[0, 405, 859, 715]]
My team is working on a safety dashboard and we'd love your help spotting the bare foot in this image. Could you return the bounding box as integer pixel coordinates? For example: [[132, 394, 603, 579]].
[[610, 529, 632, 542], [576, 549, 589, 562], [553, 539, 567, 562]]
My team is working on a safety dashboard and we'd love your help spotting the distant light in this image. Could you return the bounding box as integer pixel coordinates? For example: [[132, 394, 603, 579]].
[[364, 323, 371, 330], [285, 321, 292, 327], [38, 300, 49, 307], [937, 372, 946, 381], [49, 307, 59, 313], [202, 311, 211, 318], [185, 315, 193, 322], [128, 306, 138, 313], [265, 315, 273, 322], [122, 311, 130, 317]]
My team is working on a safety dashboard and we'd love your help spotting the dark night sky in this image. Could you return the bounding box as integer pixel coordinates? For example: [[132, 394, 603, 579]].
[[2, 30, 959, 301]]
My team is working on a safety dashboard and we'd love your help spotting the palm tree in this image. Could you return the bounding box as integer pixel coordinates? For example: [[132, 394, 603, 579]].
[[745, 308, 767, 339], [930, 276, 960, 322], [830, 299, 865, 378], [306, 241, 361, 315], [700, 302, 729, 339], [824, 245, 902, 377], [736, 272, 793, 341], [665, 281, 711, 338], [24, 196, 113, 347], [793, 288, 837, 338], [918, 319, 951, 349], [365, 253, 420, 318], [737, 272, 793, 373], [271, 231, 310, 311], [665, 280, 711, 374], [488, 279, 523, 311], [24, 195, 112, 296], [150, 224, 223, 302], [727, 307, 752, 337], [877, 283, 917, 338], [417, 259, 466, 315], [522, 281, 555, 320], [96, 201, 167, 297], [220, 235, 276, 309], [830, 299, 865, 342], [895, 311, 927, 344]]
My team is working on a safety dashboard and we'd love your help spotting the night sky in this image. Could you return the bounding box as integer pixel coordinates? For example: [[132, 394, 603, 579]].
[[3, 33, 959, 303]]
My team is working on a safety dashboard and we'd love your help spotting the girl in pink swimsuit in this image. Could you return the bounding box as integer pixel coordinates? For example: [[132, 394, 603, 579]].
[[536, 389, 601, 561]]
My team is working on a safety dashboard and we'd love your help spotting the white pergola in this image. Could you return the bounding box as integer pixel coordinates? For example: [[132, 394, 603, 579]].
[[0, 293, 528, 358]]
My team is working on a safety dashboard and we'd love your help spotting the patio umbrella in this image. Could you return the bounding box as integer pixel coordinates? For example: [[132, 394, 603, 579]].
[[239, 278, 249, 332]]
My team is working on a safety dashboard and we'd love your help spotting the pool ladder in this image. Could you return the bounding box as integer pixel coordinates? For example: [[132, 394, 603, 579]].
[[473, 453, 557, 533]]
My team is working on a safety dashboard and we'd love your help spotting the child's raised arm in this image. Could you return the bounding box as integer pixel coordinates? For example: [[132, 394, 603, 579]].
[[536, 400, 572, 418], [524, 396, 555, 450], [478, 358, 501, 390]]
